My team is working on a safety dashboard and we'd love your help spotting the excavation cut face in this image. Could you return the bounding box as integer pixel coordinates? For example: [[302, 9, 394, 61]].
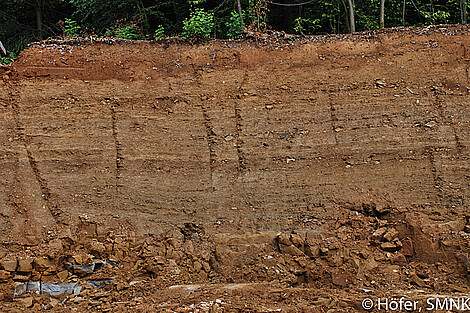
[[1, 27, 469, 243]]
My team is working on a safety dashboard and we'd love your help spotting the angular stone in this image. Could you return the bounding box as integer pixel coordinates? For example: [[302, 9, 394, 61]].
[[304, 244, 320, 258], [12, 274, 30, 282], [57, 270, 68, 282], [390, 253, 407, 266], [290, 233, 304, 247], [0, 270, 10, 281], [402, 238, 414, 257], [0, 259, 17, 272], [89, 240, 106, 258], [33, 257, 55, 272], [193, 261, 203, 272], [279, 244, 304, 256], [364, 258, 379, 271], [46, 240, 64, 259], [371, 227, 387, 242], [375, 80, 386, 88], [15, 296, 33, 308], [380, 242, 401, 252], [331, 269, 349, 287], [383, 228, 399, 242], [17, 259, 33, 273], [409, 273, 426, 287], [276, 233, 292, 246]]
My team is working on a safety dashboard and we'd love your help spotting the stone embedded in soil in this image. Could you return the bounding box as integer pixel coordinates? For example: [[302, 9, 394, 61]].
[[0, 259, 17, 272], [304, 244, 320, 258], [383, 228, 399, 242], [380, 242, 401, 252], [0, 270, 10, 282], [17, 259, 33, 273], [390, 253, 407, 266], [371, 228, 387, 242], [290, 233, 304, 247], [331, 269, 350, 287], [276, 233, 293, 246], [15, 296, 33, 308], [12, 274, 30, 282], [57, 270, 68, 282], [409, 273, 427, 288], [33, 257, 55, 272], [279, 244, 304, 256], [402, 238, 414, 256]]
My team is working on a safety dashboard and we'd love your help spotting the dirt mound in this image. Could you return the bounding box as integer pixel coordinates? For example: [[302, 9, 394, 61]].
[[0, 25, 469, 311]]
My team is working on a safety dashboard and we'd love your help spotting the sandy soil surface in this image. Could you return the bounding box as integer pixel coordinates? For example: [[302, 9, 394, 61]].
[[0, 25, 469, 312]]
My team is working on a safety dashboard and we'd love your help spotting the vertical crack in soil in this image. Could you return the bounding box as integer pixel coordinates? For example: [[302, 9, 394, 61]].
[[434, 91, 464, 153], [464, 44, 469, 81], [8, 83, 61, 222], [200, 102, 217, 191], [234, 106, 246, 171], [430, 92, 465, 207], [425, 146, 444, 206], [111, 103, 123, 194], [328, 93, 339, 145], [234, 71, 249, 172]]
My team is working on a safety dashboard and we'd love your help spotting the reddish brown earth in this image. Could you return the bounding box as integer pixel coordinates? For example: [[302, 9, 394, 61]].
[[0, 25, 469, 312]]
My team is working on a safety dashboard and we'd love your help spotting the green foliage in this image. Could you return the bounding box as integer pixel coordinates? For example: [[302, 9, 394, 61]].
[[188, 0, 206, 4], [154, 25, 165, 38], [245, 0, 270, 33], [182, 8, 214, 39], [424, 10, 451, 24], [68, 0, 137, 31], [0, 0, 468, 59], [105, 19, 143, 39], [0, 51, 16, 65], [225, 12, 245, 38], [59, 18, 82, 37], [293, 17, 320, 35]]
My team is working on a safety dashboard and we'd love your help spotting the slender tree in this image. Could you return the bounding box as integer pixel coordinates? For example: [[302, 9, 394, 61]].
[[379, 0, 385, 28], [347, 0, 355, 32], [35, 0, 44, 40], [236, 0, 244, 25], [461, 0, 467, 24], [340, 0, 351, 33]]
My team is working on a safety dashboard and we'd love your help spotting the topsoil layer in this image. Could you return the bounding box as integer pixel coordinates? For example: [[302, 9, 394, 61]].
[[0, 25, 469, 312]]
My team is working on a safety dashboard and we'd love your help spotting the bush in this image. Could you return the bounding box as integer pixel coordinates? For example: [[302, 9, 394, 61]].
[[182, 8, 214, 39], [226, 11, 245, 38], [105, 19, 144, 40], [154, 25, 165, 39], [293, 17, 320, 35], [59, 18, 82, 37], [0, 51, 16, 65]]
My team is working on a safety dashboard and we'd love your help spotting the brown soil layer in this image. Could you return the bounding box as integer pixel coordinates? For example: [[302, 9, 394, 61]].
[[0, 25, 469, 312]]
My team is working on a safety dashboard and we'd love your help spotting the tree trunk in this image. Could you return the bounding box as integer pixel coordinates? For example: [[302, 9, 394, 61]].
[[347, 0, 355, 33], [340, 0, 351, 33], [36, 0, 43, 40], [379, 0, 385, 28], [236, 0, 245, 25], [402, 0, 406, 26], [461, 0, 467, 24]]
